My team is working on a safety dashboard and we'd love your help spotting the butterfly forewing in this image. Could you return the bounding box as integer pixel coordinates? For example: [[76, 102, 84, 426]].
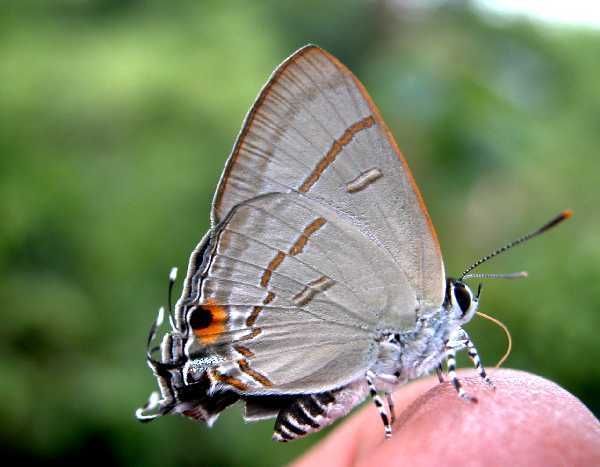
[[212, 45, 444, 309]]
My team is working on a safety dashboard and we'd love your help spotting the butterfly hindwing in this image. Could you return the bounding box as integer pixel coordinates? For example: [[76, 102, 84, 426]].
[[184, 192, 417, 393]]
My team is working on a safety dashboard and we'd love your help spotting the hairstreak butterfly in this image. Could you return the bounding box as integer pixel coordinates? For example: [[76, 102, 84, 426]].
[[135, 44, 571, 441]]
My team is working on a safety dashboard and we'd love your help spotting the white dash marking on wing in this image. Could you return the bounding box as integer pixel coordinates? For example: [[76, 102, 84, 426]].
[[346, 168, 383, 193]]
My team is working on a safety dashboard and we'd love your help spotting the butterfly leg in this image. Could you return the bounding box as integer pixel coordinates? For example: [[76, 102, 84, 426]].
[[436, 364, 445, 383], [445, 343, 477, 402], [385, 392, 396, 425], [462, 337, 494, 389], [366, 370, 392, 438], [450, 328, 494, 388]]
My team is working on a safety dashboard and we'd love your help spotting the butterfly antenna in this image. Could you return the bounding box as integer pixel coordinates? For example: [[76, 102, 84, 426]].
[[459, 210, 572, 280], [167, 267, 178, 331], [476, 311, 512, 368], [463, 271, 528, 281]]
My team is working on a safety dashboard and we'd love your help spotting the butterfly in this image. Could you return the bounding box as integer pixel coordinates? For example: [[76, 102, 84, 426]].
[[136, 44, 570, 442]]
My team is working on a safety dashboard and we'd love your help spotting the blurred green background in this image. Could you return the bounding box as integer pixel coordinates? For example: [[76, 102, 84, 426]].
[[1, 0, 599, 465]]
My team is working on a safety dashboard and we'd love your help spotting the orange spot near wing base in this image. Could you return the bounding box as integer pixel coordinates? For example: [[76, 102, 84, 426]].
[[191, 298, 228, 345]]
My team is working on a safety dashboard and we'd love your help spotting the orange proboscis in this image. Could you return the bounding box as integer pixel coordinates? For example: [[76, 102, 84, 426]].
[[476, 310, 513, 368]]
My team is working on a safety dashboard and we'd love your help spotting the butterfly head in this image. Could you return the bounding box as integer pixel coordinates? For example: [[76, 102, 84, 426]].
[[445, 278, 479, 325]]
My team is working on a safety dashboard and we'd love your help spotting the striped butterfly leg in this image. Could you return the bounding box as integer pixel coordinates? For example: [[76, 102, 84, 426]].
[[445, 329, 493, 402], [445, 343, 476, 402], [465, 336, 495, 390], [366, 370, 393, 439], [384, 369, 402, 425], [451, 328, 494, 388]]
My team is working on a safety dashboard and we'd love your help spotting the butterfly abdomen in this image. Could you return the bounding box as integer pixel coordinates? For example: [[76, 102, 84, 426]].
[[163, 371, 237, 426], [272, 381, 368, 442], [272, 392, 336, 442]]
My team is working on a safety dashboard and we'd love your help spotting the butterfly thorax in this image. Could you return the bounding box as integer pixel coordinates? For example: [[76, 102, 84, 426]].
[[370, 277, 480, 388], [370, 306, 456, 389]]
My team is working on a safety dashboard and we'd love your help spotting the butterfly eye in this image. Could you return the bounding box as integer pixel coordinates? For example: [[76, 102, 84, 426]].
[[452, 283, 472, 315]]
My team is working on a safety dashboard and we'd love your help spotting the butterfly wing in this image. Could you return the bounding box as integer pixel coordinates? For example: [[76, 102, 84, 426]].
[[184, 192, 415, 394], [212, 45, 445, 310], [139, 45, 448, 429], [176, 45, 446, 397]]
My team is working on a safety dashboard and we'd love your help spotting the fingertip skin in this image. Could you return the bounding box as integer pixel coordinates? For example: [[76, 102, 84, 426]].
[[293, 370, 600, 467]]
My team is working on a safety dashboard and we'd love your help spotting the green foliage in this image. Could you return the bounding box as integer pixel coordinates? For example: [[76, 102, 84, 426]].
[[1, 1, 598, 465]]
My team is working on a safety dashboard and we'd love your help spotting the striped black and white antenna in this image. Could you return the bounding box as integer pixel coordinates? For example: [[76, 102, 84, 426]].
[[460, 210, 572, 281]]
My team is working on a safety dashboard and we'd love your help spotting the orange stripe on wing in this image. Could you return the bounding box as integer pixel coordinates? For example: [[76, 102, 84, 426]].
[[210, 369, 249, 391], [233, 345, 255, 358], [259, 217, 326, 292], [246, 305, 263, 327], [245, 291, 277, 327], [239, 328, 262, 341], [260, 250, 285, 287], [299, 116, 375, 193], [238, 359, 273, 387], [263, 291, 275, 304], [289, 217, 326, 256]]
